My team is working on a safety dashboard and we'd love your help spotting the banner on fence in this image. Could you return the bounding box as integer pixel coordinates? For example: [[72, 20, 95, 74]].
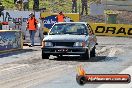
[[0, 30, 23, 53], [89, 23, 132, 37], [0, 10, 40, 31], [40, 12, 80, 32]]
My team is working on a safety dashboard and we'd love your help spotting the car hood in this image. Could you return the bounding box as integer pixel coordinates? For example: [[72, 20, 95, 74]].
[[44, 35, 88, 42]]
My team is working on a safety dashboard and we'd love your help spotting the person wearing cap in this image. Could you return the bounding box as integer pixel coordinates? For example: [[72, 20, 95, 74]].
[[26, 13, 38, 47], [56, 12, 65, 22]]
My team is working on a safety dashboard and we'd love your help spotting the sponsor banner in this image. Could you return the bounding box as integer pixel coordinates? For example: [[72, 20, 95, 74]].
[[89, 23, 132, 37], [76, 65, 131, 85], [0, 10, 40, 44], [40, 12, 80, 32], [0, 10, 40, 31], [76, 74, 131, 85], [0, 30, 23, 53]]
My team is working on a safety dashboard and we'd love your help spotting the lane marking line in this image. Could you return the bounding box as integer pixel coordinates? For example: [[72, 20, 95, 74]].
[[0, 64, 29, 72]]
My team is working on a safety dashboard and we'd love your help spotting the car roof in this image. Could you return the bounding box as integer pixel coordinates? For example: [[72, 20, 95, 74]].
[[54, 22, 87, 25]]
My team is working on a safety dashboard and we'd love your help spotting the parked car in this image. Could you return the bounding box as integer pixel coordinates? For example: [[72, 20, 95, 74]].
[[41, 22, 97, 60]]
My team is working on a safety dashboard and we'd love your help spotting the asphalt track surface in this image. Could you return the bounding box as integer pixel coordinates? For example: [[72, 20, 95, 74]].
[[0, 36, 132, 88]]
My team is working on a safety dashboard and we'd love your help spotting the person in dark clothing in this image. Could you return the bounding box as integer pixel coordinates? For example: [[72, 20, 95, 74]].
[[33, 0, 39, 11], [81, 0, 88, 15], [23, 0, 29, 11], [14, 0, 17, 4], [72, 0, 77, 13]]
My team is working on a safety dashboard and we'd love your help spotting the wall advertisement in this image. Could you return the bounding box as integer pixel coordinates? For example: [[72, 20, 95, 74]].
[[0, 30, 23, 53], [40, 13, 80, 32], [90, 23, 132, 37]]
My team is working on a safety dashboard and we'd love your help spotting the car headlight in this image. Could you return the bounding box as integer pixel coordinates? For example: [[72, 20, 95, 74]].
[[44, 42, 53, 47], [74, 42, 86, 47]]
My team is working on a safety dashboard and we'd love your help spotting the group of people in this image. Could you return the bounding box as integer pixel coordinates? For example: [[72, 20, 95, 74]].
[[14, 0, 88, 15], [14, 0, 29, 11], [72, 0, 88, 15], [14, 0, 39, 11], [13, 0, 89, 15], [25, 0, 89, 47], [26, 12, 65, 47]]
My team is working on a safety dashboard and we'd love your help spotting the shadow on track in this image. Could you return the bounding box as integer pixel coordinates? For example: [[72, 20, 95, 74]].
[[0, 49, 37, 58], [50, 56, 117, 62]]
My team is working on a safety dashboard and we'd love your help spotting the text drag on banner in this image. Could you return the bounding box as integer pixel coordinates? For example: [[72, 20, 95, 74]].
[[89, 23, 132, 37]]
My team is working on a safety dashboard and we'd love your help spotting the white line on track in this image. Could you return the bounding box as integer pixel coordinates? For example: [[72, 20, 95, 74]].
[[0, 65, 73, 88], [0, 64, 29, 72]]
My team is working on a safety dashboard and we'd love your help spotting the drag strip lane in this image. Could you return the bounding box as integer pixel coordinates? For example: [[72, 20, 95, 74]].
[[97, 66, 132, 88], [0, 35, 130, 88], [0, 65, 73, 88], [0, 45, 115, 88]]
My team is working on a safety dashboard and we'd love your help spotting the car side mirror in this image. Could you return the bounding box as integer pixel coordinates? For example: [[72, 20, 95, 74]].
[[43, 32, 48, 35]]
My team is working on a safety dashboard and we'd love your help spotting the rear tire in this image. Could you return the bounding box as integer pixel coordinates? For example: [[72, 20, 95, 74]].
[[90, 46, 96, 57], [42, 50, 49, 59]]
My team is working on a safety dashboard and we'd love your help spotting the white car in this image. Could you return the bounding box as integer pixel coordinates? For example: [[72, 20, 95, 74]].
[[41, 22, 97, 60]]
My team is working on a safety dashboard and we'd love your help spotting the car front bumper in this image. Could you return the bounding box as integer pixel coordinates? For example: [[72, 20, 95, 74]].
[[41, 47, 87, 55]]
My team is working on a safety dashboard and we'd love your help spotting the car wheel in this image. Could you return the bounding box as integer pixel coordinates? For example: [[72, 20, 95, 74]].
[[90, 46, 96, 57], [42, 50, 49, 59], [82, 49, 90, 60]]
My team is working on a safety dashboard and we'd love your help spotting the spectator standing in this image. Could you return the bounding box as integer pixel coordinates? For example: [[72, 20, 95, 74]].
[[72, 0, 77, 13], [15, 0, 23, 11], [33, 0, 39, 11], [14, 0, 17, 4], [23, 0, 29, 11], [81, 0, 88, 15], [14, 0, 17, 9], [56, 11, 65, 22], [26, 13, 38, 47]]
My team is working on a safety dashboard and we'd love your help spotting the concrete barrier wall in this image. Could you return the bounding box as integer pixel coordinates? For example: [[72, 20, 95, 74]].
[[0, 30, 23, 53], [89, 23, 132, 37]]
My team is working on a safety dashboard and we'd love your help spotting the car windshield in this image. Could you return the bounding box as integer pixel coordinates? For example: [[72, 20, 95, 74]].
[[49, 23, 88, 35]]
